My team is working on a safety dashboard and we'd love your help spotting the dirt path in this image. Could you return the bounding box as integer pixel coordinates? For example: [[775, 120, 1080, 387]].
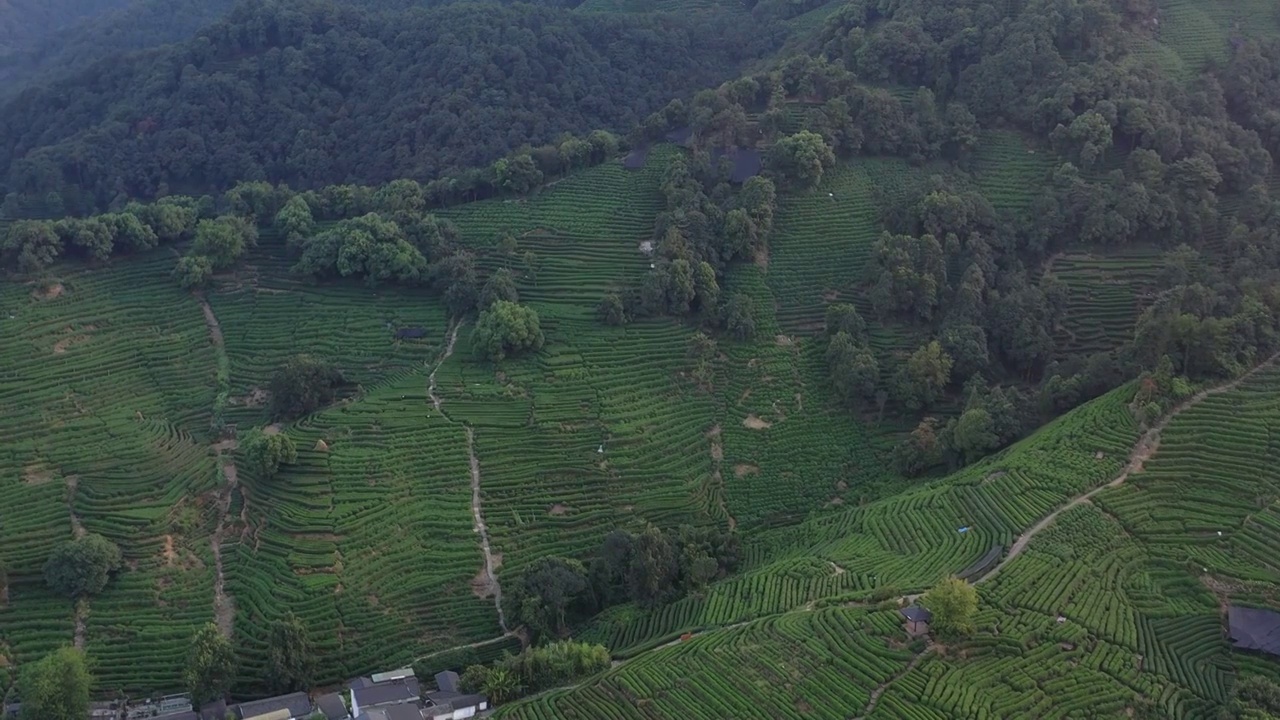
[[467, 427, 508, 633], [424, 324, 509, 632], [427, 323, 460, 413], [853, 642, 933, 720], [66, 474, 85, 539], [66, 475, 88, 647], [211, 454, 238, 638], [194, 289, 238, 638], [706, 425, 737, 532], [73, 598, 87, 649], [978, 351, 1280, 585], [193, 291, 225, 348]]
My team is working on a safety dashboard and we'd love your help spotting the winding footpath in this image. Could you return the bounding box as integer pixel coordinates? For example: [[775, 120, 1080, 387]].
[[427, 324, 509, 634], [67, 474, 88, 648], [977, 350, 1280, 586], [193, 290, 238, 638]]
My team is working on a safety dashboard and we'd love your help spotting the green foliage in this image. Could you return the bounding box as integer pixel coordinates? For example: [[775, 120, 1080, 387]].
[[172, 255, 214, 289], [43, 533, 122, 599], [893, 417, 944, 476], [767, 131, 835, 188], [242, 430, 298, 480], [479, 268, 519, 310], [722, 293, 755, 340], [504, 557, 591, 644], [921, 577, 978, 637], [826, 330, 877, 404], [18, 647, 92, 720], [184, 623, 235, 706], [267, 355, 345, 420], [868, 232, 946, 320], [894, 341, 953, 410], [189, 215, 257, 270], [274, 196, 315, 247], [824, 303, 865, 339], [472, 301, 545, 362], [0, 1, 781, 211], [597, 292, 628, 326], [494, 154, 543, 195], [265, 613, 314, 694], [293, 213, 427, 286], [3, 220, 63, 272], [466, 641, 609, 704]]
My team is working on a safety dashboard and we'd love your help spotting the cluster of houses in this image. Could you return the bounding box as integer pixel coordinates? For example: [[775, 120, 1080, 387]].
[[4, 668, 488, 720]]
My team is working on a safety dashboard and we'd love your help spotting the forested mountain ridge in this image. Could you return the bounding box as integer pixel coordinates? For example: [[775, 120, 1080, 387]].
[[0, 0, 238, 99], [0, 0, 130, 56], [0, 0, 784, 214]]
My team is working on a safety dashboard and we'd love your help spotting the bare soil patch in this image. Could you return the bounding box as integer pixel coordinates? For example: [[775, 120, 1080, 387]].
[[23, 463, 56, 485], [162, 535, 177, 566], [548, 503, 571, 516], [263, 423, 282, 436], [822, 290, 839, 302], [829, 561, 846, 575], [743, 414, 772, 430], [31, 282, 64, 300], [734, 464, 760, 478], [52, 334, 89, 354], [754, 245, 769, 270], [775, 334, 795, 347], [229, 387, 269, 407]]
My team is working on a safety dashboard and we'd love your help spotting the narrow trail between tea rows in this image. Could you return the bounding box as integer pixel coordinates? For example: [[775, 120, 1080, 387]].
[[428, 323, 509, 634], [194, 290, 238, 638], [977, 350, 1280, 586]]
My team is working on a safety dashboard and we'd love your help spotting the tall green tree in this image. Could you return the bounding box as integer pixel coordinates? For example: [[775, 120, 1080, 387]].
[[767, 131, 835, 188], [242, 430, 298, 480], [190, 215, 258, 270], [627, 526, 678, 608], [472, 301, 545, 362], [185, 623, 236, 705], [826, 331, 878, 403], [922, 577, 978, 636], [504, 557, 590, 643], [43, 534, 122, 599], [268, 355, 345, 420], [18, 647, 92, 720], [265, 613, 314, 694], [274, 196, 315, 247]]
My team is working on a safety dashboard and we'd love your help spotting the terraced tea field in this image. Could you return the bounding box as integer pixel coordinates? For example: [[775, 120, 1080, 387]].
[[571, 356, 1280, 719], [765, 157, 935, 335], [497, 608, 913, 719], [1148, 0, 1279, 76], [969, 130, 1055, 215], [0, 254, 218, 692], [1050, 248, 1164, 358]]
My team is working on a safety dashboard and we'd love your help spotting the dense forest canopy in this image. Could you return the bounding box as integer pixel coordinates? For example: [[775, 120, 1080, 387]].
[[0, 0, 129, 58], [0, 0, 784, 213], [0, 0, 237, 97]]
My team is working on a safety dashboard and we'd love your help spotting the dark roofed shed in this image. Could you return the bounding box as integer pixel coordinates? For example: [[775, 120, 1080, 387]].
[[236, 692, 312, 720], [316, 694, 349, 720], [1229, 605, 1280, 655]]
